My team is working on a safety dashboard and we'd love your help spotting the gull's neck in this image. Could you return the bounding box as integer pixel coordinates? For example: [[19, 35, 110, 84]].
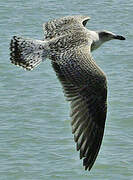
[[88, 30, 105, 52]]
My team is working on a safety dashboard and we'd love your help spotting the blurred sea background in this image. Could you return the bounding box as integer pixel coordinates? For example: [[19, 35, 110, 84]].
[[0, 0, 133, 179]]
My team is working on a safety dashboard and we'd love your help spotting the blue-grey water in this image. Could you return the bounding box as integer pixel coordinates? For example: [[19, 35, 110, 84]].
[[1, 0, 133, 179]]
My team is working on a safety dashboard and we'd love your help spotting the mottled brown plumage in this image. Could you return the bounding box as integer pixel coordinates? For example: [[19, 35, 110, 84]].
[[10, 15, 125, 171]]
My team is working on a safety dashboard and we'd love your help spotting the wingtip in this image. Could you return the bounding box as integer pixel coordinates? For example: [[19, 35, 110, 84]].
[[84, 164, 92, 171]]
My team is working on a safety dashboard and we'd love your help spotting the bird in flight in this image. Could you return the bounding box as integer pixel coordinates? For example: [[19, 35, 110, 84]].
[[10, 15, 125, 171]]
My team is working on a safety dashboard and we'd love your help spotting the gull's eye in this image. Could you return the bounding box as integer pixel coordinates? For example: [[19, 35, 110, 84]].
[[102, 32, 109, 36], [99, 32, 109, 39]]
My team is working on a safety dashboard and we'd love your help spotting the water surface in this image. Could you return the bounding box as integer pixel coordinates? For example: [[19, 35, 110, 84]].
[[0, 0, 133, 179]]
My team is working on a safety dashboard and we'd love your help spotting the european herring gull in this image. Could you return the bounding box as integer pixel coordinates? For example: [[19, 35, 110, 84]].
[[10, 15, 125, 171]]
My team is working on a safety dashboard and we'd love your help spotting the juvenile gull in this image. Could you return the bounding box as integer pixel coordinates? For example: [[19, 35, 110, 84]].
[[10, 15, 125, 171]]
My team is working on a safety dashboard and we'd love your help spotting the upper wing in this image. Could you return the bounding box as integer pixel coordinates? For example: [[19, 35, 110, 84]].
[[51, 47, 107, 171], [43, 15, 90, 39]]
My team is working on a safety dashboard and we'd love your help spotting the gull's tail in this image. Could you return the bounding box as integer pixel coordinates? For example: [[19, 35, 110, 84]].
[[10, 36, 49, 70]]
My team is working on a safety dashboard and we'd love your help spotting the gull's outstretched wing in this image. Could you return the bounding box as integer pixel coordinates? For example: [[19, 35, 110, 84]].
[[51, 46, 107, 171], [43, 15, 90, 39]]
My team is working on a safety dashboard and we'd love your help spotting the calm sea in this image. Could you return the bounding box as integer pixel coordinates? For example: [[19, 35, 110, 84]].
[[1, 0, 133, 179]]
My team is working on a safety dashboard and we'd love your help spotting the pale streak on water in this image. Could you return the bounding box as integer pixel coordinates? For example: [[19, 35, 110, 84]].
[[0, 0, 133, 179]]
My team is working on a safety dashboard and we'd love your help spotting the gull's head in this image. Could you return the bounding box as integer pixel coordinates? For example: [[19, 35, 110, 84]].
[[98, 30, 126, 42], [91, 30, 125, 51]]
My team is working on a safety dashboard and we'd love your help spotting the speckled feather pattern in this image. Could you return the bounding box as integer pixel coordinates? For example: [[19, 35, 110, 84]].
[[10, 15, 107, 171], [10, 36, 49, 70]]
